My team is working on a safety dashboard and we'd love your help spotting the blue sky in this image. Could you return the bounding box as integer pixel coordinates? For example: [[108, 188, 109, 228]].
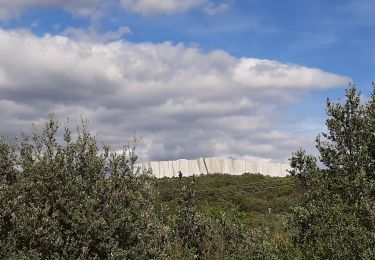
[[0, 0, 373, 162]]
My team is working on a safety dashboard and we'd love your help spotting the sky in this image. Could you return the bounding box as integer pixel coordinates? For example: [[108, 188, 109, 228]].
[[0, 0, 373, 163]]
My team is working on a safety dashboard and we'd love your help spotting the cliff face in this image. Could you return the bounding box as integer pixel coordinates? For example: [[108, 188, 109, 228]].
[[135, 157, 291, 178]]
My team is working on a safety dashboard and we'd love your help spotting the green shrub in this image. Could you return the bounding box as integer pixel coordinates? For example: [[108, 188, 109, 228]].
[[0, 116, 169, 259], [289, 85, 375, 259]]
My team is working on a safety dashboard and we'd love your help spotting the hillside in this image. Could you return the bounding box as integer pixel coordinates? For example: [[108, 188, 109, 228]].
[[156, 173, 302, 232]]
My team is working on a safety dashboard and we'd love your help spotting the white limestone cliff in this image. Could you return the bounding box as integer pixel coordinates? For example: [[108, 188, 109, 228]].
[[135, 157, 291, 178]]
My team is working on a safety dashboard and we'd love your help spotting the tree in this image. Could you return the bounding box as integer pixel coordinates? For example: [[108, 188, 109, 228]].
[[0, 116, 169, 259], [289, 84, 375, 259]]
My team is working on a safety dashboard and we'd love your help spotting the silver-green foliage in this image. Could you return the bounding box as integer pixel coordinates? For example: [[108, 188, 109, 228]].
[[0, 117, 168, 259], [289, 84, 375, 259]]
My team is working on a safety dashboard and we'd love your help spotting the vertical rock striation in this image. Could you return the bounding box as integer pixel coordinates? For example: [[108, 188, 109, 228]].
[[136, 157, 291, 178]]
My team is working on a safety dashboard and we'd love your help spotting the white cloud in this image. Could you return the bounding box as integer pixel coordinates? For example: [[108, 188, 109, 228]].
[[120, 0, 230, 16], [203, 2, 229, 15], [63, 26, 132, 43], [120, 0, 206, 15], [0, 0, 229, 19], [233, 58, 349, 89], [0, 29, 350, 162], [0, 0, 109, 20]]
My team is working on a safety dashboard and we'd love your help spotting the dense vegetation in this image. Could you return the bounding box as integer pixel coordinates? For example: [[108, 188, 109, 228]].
[[0, 84, 374, 259], [0, 119, 168, 259], [289, 85, 375, 259], [0, 118, 291, 259], [156, 173, 301, 232]]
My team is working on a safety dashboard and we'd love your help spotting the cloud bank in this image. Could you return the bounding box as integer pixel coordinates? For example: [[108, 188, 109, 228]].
[[0, 29, 350, 162]]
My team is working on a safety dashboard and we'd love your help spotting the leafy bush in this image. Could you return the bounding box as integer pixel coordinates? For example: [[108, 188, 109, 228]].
[[289, 85, 375, 259], [0, 117, 169, 259]]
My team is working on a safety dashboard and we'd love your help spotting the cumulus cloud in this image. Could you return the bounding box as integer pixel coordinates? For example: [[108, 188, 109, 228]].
[[233, 58, 348, 89], [0, 29, 350, 162]]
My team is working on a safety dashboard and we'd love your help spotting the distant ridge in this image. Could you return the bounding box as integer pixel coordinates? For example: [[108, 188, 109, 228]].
[[136, 157, 291, 178]]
